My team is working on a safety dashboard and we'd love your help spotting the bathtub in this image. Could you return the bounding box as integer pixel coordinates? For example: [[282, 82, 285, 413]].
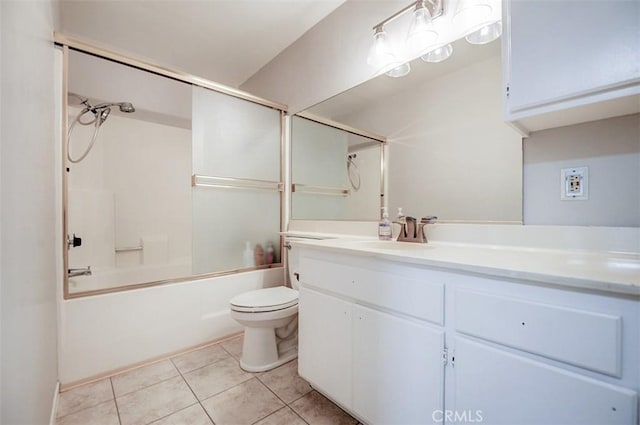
[[68, 258, 192, 293]]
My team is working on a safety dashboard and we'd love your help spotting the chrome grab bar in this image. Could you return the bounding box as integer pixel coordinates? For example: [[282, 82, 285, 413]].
[[291, 183, 350, 197], [192, 174, 283, 192], [115, 245, 143, 253]]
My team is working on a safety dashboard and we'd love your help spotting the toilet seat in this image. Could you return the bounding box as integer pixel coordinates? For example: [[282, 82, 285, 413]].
[[230, 286, 298, 313]]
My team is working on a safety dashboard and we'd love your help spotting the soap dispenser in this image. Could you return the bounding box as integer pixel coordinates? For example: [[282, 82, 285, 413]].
[[378, 207, 392, 240], [397, 207, 406, 224]]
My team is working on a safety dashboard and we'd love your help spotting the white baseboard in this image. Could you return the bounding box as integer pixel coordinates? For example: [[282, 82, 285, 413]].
[[49, 381, 60, 425]]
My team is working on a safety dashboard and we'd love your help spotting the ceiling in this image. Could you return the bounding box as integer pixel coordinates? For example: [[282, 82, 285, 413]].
[[58, 0, 346, 88]]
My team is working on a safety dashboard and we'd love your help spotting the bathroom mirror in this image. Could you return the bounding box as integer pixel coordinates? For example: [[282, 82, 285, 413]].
[[299, 37, 523, 223], [290, 115, 383, 221]]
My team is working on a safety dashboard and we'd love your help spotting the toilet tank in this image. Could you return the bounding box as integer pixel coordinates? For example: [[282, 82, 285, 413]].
[[285, 236, 329, 290]]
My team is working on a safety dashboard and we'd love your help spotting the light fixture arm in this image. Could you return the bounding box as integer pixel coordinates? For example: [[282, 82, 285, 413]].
[[371, 0, 443, 32]]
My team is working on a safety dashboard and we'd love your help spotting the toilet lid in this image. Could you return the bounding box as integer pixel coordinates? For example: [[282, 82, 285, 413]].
[[230, 286, 298, 313]]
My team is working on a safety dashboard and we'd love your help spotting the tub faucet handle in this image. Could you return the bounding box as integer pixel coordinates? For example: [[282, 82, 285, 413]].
[[67, 233, 82, 249]]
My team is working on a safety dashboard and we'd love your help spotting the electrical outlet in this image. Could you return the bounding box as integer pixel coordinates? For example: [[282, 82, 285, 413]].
[[561, 167, 588, 200]]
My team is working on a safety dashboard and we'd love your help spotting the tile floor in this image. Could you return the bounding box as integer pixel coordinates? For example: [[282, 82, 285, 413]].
[[56, 336, 360, 425]]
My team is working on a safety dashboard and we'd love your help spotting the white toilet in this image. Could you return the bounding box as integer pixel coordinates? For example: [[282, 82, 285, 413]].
[[229, 237, 303, 372]]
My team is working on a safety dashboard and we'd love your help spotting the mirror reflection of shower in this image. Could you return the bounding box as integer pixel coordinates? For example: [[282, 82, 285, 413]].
[[67, 93, 135, 163], [347, 153, 360, 191]]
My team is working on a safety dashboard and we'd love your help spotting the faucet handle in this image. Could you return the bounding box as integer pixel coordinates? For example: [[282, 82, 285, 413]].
[[421, 216, 438, 224]]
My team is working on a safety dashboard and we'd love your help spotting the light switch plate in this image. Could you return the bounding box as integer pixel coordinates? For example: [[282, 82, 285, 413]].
[[561, 167, 588, 200]]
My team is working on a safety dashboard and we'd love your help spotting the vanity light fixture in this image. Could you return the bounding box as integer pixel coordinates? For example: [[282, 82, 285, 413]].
[[367, 0, 501, 77], [452, 0, 492, 32], [405, 1, 439, 56], [366, 28, 397, 69], [465, 20, 502, 44], [367, 0, 443, 75], [386, 62, 412, 78], [421, 43, 453, 63]]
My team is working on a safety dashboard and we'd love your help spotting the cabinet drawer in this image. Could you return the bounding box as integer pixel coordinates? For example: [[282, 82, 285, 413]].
[[455, 289, 621, 376], [300, 256, 444, 325], [299, 256, 359, 298], [455, 337, 637, 425]]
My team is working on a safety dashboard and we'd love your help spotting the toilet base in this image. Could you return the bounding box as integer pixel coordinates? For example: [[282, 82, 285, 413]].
[[237, 314, 298, 372], [240, 346, 298, 372]]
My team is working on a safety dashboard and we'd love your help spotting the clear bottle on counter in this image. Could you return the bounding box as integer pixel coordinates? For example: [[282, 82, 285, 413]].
[[378, 207, 392, 241]]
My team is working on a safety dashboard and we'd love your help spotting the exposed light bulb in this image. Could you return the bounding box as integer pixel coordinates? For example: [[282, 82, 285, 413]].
[[367, 29, 396, 70], [406, 5, 438, 56], [453, 0, 492, 35], [421, 43, 453, 63], [465, 21, 502, 44], [385, 62, 411, 78]]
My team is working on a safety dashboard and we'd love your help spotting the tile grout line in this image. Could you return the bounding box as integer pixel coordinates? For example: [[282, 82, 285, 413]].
[[249, 405, 310, 425], [286, 393, 312, 425], [112, 349, 233, 401], [55, 383, 116, 421], [113, 371, 181, 399], [142, 402, 202, 425], [219, 339, 242, 361], [169, 357, 218, 425], [251, 363, 312, 425], [109, 378, 123, 425]]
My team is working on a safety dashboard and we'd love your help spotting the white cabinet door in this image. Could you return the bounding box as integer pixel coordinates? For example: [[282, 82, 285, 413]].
[[352, 304, 445, 425], [454, 337, 637, 425], [504, 0, 640, 125], [298, 287, 352, 409]]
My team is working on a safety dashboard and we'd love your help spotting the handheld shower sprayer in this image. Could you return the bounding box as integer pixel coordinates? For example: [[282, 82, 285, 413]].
[[67, 96, 136, 163]]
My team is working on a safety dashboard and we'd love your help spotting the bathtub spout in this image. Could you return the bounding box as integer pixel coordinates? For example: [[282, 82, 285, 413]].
[[68, 266, 92, 278]]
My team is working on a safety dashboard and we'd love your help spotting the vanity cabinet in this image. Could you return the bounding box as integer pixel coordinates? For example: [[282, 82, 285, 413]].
[[352, 304, 444, 425], [297, 253, 446, 424], [298, 287, 352, 408], [296, 246, 639, 425], [454, 337, 637, 425], [502, 0, 640, 133]]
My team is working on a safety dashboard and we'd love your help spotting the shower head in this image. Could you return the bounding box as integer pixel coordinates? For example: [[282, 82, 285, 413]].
[[118, 102, 135, 113], [98, 107, 111, 124], [93, 101, 135, 114]]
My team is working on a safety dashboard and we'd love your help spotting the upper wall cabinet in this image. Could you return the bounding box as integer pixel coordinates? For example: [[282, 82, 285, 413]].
[[502, 0, 640, 134]]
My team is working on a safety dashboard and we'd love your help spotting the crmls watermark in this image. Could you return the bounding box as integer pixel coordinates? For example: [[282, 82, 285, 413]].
[[432, 410, 484, 423]]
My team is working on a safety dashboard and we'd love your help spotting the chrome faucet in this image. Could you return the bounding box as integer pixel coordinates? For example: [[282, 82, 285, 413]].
[[68, 266, 92, 278], [395, 216, 437, 243]]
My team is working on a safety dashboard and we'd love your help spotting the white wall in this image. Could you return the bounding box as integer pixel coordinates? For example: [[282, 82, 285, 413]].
[[342, 56, 523, 223], [241, 1, 406, 113], [1, 1, 59, 423], [69, 50, 192, 129], [67, 109, 192, 277], [523, 114, 640, 227]]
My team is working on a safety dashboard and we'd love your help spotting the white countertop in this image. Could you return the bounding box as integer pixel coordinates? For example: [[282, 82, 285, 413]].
[[288, 235, 640, 296]]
